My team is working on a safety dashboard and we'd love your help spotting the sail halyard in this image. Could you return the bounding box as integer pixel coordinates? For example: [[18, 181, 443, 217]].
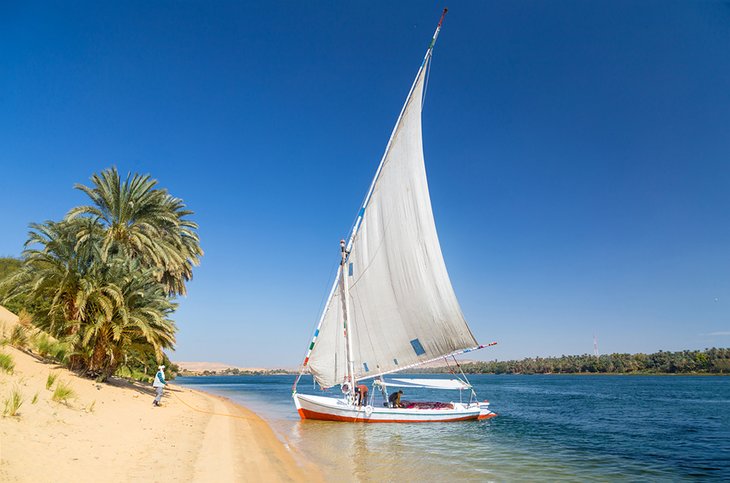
[[296, 9, 475, 392]]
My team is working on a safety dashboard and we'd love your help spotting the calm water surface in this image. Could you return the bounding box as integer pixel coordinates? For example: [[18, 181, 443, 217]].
[[177, 375, 730, 481]]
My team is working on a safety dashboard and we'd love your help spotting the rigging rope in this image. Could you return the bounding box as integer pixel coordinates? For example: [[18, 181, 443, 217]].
[[168, 389, 255, 421], [452, 355, 479, 403]]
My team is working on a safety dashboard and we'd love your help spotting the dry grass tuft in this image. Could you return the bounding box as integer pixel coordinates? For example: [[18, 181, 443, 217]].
[[0, 352, 14, 374], [52, 380, 75, 404], [9, 326, 27, 349], [46, 372, 58, 390], [3, 386, 23, 417]]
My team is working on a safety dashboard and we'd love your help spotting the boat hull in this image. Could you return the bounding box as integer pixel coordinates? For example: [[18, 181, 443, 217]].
[[293, 393, 496, 423]]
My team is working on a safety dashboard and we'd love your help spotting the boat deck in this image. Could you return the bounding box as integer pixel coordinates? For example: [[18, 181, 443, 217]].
[[397, 401, 454, 410]]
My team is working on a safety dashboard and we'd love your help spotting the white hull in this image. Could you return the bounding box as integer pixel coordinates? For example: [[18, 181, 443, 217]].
[[293, 393, 495, 423]]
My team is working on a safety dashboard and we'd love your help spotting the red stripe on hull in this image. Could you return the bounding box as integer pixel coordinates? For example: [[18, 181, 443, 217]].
[[478, 413, 497, 420], [298, 407, 480, 423]]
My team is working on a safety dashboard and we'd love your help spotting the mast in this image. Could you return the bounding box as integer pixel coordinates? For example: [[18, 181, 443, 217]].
[[293, 9, 450, 392], [341, 240, 356, 397]]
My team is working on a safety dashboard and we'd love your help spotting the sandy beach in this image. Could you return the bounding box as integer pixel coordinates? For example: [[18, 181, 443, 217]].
[[0, 341, 320, 482]]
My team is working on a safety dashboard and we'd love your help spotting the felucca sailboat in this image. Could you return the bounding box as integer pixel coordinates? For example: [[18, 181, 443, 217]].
[[292, 9, 496, 423]]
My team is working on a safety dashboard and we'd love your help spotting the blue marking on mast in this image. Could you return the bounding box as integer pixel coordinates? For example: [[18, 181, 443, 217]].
[[410, 339, 426, 356], [314, 329, 319, 337], [358, 207, 365, 218]]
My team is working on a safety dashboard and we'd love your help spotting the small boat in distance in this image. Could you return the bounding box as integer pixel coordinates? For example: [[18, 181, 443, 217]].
[[292, 9, 496, 423]]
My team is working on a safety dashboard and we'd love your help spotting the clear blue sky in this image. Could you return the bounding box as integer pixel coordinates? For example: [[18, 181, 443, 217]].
[[1, 1, 728, 367]]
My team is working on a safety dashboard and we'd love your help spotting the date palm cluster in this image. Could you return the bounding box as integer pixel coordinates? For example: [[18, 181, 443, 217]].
[[2, 168, 202, 381]]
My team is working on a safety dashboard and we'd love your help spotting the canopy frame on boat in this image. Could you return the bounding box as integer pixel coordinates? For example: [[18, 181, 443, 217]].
[[376, 378, 471, 390]]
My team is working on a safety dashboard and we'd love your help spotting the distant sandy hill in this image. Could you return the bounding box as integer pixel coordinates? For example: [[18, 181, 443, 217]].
[[176, 361, 278, 373]]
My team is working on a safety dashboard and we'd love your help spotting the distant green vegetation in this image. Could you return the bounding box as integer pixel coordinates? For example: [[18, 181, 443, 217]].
[[0, 257, 21, 278], [422, 348, 730, 375], [0, 258, 25, 316], [0, 167, 201, 382], [116, 351, 179, 383]]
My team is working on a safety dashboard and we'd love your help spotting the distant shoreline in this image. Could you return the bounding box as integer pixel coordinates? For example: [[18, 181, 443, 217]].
[[177, 347, 730, 378], [177, 368, 294, 377], [456, 371, 730, 376]]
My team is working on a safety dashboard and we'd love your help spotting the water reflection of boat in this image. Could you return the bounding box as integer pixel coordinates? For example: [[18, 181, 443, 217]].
[[292, 9, 496, 423]]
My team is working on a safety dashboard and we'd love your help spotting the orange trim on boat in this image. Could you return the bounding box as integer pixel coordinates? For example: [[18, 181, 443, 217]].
[[477, 413, 497, 420]]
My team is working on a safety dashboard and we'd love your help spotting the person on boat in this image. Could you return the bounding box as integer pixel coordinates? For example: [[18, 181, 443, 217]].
[[355, 384, 369, 406], [152, 365, 167, 407], [388, 390, 403, 408]]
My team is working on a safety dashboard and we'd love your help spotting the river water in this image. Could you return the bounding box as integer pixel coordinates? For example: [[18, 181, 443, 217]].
[[177, 374, 730, 481]]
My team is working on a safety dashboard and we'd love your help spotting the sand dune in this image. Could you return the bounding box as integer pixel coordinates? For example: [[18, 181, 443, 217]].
[[0, 346, 320, 482], [0, 305, 19, 339]]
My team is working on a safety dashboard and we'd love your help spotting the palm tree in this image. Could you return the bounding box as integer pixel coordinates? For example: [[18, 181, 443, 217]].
[[66, 167, 202, 296], [3, 218, 177, 380], [1, 168, 199, 380], [3, 219, 97, 336], [72, 259, 177, 380]]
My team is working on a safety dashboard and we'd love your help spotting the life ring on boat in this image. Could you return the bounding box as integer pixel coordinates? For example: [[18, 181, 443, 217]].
[[365, 405, 373, 416], [341, 383, 351, 394]]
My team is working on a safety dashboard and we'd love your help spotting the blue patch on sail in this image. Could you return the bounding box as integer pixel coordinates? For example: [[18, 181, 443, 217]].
[[348, 263, 353, 276], [393, 358, 398, 365], [410, 339, 426, 356], [363, 362, 369, 372]]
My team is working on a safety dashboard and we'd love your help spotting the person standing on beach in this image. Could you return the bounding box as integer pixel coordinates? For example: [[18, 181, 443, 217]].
[[153, 365, 167, 407]]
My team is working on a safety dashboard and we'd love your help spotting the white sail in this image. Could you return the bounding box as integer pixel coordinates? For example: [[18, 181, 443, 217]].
[[306, 270, 348, 388], [306, 55, 477, 389]]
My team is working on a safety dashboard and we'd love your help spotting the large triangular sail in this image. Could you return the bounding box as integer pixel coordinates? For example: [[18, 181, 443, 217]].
[[302, 10, 478, 390]]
